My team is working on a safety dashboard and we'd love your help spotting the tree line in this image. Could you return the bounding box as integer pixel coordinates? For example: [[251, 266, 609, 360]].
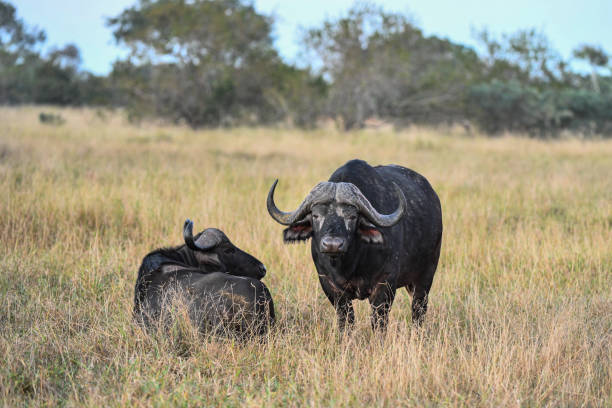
[[1, 0, 611, 136]]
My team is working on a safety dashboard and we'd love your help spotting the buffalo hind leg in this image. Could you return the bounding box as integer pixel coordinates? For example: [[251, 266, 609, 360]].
[[369, 283, 396, 332], [411, 288, 429, 326], [406, 280, 430, 326], [408, 236, 441, 326]]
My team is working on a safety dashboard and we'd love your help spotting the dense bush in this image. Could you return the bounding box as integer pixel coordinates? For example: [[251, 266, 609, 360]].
[[467, 81, 612, 136], [557, 87, 612, 134]]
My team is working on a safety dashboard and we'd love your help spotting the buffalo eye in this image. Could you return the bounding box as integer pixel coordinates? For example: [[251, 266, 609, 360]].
[[348, 215, 357, 221], [312, 214, 320, 220], [224, 247, 236, 254]]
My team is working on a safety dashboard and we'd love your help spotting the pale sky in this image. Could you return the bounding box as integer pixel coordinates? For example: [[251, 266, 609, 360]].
[[14, 0, 612, 75]]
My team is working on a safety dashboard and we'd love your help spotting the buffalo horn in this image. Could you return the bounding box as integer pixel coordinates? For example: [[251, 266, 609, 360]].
[[353, 183, 406, 227], [267, 179, 308, 225], [183, 219, 220, 251]]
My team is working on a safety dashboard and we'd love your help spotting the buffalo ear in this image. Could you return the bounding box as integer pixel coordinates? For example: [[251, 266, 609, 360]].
[[283, 214, 313, 243], [358, 219, 384, 244]]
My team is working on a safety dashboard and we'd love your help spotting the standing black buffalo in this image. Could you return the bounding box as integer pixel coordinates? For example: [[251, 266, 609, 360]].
[[267, 159, 442, 331], [134, 219, 275, 337]]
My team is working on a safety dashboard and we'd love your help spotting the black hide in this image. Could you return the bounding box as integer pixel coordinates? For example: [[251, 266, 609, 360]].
[[282, 159, 442, 331], [134, 226, 274, 337]]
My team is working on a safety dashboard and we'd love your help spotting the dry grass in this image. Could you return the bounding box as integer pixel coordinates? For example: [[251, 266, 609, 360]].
[[1, 106, 611, 407]]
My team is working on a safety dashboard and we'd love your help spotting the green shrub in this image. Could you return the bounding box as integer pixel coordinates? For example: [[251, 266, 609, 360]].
[[467, 81, 612, 137]]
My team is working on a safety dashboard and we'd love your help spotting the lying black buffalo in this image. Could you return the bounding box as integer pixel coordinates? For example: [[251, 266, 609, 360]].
[[134, 219, 275, 337], [267, 159, 442, 331]]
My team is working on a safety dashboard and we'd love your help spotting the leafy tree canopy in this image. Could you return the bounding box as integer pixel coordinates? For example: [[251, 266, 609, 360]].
[[107, 0, 321, 127], [108, 0, 276, 67], [0, 0, 45, 52]]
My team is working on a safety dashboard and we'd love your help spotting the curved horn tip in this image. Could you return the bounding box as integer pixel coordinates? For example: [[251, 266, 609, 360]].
[[267, 178, 295, 226], [268, 179, 279, 198], [359, 182, 406, 228], [394, 183, 407, 206], [183, 219, 194, 235], [266, 179, 278, 200], [183, 219, 199, 250], [391, 182, 407, 221]]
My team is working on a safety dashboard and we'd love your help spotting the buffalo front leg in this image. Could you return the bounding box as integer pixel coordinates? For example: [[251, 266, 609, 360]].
[[319, 278, 354, 332], [334, 297, 355, 333], [368, 282, 396, 332]]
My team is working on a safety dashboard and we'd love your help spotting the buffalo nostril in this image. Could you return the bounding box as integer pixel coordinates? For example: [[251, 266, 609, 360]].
[[321, 237, 345, 253]]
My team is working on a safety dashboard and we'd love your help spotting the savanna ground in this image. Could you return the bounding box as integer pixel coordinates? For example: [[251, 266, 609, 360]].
[[0, 106, 611, 407]]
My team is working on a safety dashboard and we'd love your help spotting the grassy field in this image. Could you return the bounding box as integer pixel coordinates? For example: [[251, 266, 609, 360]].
[[1, 106, 611, 407]]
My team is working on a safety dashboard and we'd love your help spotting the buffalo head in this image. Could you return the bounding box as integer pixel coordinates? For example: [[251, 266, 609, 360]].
[[183, 219, 266, 279], [266, 180, 406, 255]]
